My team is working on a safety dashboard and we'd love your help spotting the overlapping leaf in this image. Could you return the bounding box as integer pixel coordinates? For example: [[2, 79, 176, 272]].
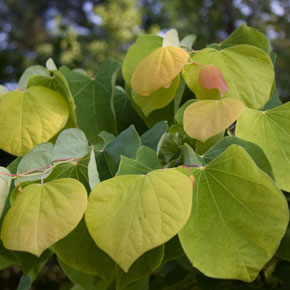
[[183, 45, 274, 109], [85, 168, 193, 272], [183, 99, 244, 142], [236, 102, 290, 191], [0, 86, 69, 156], [0, 167, 11, 218], [1, 178, 87, 256], [179, 145, 288, 282]]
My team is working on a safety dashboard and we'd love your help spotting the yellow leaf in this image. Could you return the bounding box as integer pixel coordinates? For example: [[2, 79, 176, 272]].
[[131, 46, 189, 96], [183, 99, 244, 142], [0, 86, 69, 156]]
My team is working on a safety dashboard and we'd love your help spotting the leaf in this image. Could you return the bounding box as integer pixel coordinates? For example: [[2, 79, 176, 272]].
[[46, 154, 91, 192], [180, 34, 196, 52], [132, 75, 180, 116], [27, 70, 77, 128], [0, 167, 11, 219], [131, 46, 189, 96], [219, 23, 270, 54], [16, 275, 31, 290], [16, 142, 53, 183], [52, 219, 115, 283], [52, 128, 89, 160], [0, 85, 8, 95], [181, 144, 203, 166], [17, 65, 50, 89], [183, 99, 244, 142], [136, 146, 163, 170], [203, 136, 274, 179], [163, 29, 180, 47], [175, 99, 197, 124], [276, 225, 290, 261], [116, 246, 164, 290], [85, 168, 193, 272], [88, 148, 100, 190], [198, 65, 229, 96], [58, 258, 102, 290], [1, 178, 87, 256], [60, 59, 121, 142], [262, 88, 282, 110], [95, 125, 141, 180], [46, 58, 57, 71], [122, 35, 163, 85], [114, 86, 146, 133], [179, 145, 289, 282], [163, 236, 184, 263], [183, 45, 274, 109], [0, 86, 69, 156], [236, 102, 290, 191], [194, 131, 224, 155], [140, 121, 168, 152]]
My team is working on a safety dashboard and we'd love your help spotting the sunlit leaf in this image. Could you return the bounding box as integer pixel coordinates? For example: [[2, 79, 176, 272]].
[[162, 29, 180, 47], [236, 102, 290, 191], [1, 178, 87, 256], [179, 145, 288, 282], [0, 87, 69, 156], [0, 167, 11, 219], [183, 99, 244, 142], [131, 46, 189, 96], [85, 168, 193, 272]]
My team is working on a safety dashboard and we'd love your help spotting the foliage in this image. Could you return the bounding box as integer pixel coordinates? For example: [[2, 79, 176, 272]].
[[0, 24, 290, 290]]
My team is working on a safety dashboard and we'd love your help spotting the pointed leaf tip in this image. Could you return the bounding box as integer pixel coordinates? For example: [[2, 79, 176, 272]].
[[198, 64, 229, 96]]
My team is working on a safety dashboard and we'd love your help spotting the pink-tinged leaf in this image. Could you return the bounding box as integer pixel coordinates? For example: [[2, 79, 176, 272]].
[[198, 65, 229, 96]]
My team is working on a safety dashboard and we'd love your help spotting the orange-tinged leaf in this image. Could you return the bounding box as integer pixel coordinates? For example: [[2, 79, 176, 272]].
[[183, 99, 244, 142], [198, 65, 229, 96], [131, 46, 189, 96]]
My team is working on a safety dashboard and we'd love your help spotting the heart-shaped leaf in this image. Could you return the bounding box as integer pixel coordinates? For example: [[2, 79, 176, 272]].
[[131, 46, 189, 96], [236, 102, 290, 191], [0, 86, 69, 156], [85, 168, 193, 272], [0, 167, 11, 219], [1, 178, 87, 256], [179, 145, 288, 282], [183, 99, 244, 142]]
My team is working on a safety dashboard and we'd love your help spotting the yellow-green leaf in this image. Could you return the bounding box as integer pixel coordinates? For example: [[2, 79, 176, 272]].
[[183, 99, 244, 142], [85, 168, 193, 272], [1, 178, 87, 256], [131, 46, 189, 96], [236, 102, 290, 191], [0, 86, 69, 156], [132, 75, 180, 116], [0, 167, 11, 218]]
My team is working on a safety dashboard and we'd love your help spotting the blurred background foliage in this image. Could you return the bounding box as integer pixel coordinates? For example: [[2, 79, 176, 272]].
[[1, 0, 290, 100]]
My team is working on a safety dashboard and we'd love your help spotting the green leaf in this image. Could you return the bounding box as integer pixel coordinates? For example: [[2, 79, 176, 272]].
[[183, 99, 244, 142], [16, 275, 31, 290], [181, 144, 203, 166], [52, 219, 115, 283], [131, 47, 188, 96], [0, 86, 69, 156], [236, 103, 290, 191], [46, 58, 57, 71], [122, 35, 163, 85], [194, 131, 224, 155], [132, 75, 180, 116], [136, 146, 163, 170], [95, 125, 141, 180], [1, 178, 87, 256], [60, 59, 121, 142], [0, 167, 11, 219], [88, 148, 100, 190], [180, 34, 196, 52], [0, 85, 8, 95], [262, 88, 282, 110], [203, 136, 274, 179], [219, 23, 270, 54], [183, 45, 274, 109], [52, 128, 89, 160], [179, 145, 289, 282], [16, 142, 53, 183], [116, 246, 164, 290], [163, 29, 180, 47], [163, 236, 184, 263], [18, 65, 50, 89], [58, 258, 102, 290], [276, 224, 290, 261], [85, 168, 193, 272], [175, 99, 197, 124], [46, 154, 91, 192], [114, 86, 146, 133], [140, 121, 168, 152], [27, 70, 77, 128]]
